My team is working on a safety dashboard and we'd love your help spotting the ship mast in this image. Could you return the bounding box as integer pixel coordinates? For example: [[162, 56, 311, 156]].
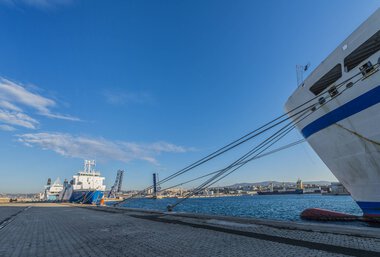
[[84, 160, 96, 188], [84, 160, 96, 173]]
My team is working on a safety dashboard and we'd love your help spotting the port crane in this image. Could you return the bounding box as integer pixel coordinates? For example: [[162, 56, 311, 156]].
[[108, 169, 125, 198]]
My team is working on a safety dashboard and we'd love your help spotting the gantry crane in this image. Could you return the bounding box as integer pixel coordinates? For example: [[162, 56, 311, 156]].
[[108, 169, 125, 198]]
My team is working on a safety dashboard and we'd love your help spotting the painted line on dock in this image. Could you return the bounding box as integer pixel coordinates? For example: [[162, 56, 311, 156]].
[[0, 206, 30, 230], [130, 214, 380, 257]]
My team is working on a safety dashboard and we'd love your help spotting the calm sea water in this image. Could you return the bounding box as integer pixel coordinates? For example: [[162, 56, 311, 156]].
[[108, 194, 366, 223]]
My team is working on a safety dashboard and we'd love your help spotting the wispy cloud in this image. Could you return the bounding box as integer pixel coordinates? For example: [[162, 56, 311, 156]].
[[0, 110, 38, 129], [103, 90, 153, 106], [0, 0, 73, 9], [0, 100, 22, 112], [0, 124, 16, 131], [0, 78, 79, 129], [17, 132, 190, 164]]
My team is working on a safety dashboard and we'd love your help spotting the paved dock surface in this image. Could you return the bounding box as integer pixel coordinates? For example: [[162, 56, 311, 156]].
[[0, 203, 380, 257]]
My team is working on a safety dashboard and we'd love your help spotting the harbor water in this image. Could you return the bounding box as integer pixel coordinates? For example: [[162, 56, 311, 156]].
[[109, 194, 367, 222]]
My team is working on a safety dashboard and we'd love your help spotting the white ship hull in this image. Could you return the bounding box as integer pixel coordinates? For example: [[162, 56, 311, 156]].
[[301, 81, 380, 217], [286, 9, 380, 218]]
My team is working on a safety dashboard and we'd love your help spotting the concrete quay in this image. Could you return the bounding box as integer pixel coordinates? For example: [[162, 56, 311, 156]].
[[0, 203, 380, 257]]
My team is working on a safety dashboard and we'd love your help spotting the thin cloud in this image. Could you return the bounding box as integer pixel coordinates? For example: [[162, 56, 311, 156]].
[[0, 124, 16, 131], [0, 100, 22, 112], [0, 78, 80, 129], [103, 90, 153, 106], [0, 78, 54, 113], [0, 110, 38, 129], [42, 112, 80, 121], [17, 132, 190, 164]]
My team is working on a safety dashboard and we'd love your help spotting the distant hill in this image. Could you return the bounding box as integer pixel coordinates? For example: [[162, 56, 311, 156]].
[[223, 180, 332, 189]]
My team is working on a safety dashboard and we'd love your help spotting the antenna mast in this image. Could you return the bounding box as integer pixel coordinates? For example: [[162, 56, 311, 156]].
[[296, 62, 310, 86]]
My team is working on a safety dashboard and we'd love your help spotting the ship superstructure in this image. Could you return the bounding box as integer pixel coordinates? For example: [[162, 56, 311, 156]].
[[72, 160, 106, 192], [286, 9, 380, 219]]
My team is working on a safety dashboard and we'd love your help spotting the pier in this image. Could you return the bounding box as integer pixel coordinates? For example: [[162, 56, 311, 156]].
[[0, 203, 380, 257]]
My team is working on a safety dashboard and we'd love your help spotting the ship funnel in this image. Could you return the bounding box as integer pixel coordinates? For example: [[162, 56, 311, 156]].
[[47, 178, 51, 185]]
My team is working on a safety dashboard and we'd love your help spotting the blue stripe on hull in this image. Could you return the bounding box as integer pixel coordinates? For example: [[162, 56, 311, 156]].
[[356, 201, 380, 217], [302, 85, 380, 138], [70, 190, 103, 204]]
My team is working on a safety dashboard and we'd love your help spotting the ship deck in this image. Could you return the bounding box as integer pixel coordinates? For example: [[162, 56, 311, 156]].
[[0, 203, 380, 257]]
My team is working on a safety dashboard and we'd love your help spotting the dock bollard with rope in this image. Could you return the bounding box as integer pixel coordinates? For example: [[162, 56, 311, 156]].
[[166, 204, 173, 212]]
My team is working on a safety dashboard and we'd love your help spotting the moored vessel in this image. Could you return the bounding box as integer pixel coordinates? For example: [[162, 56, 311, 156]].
[[40, 178, 63, 201], [257, 189, 303, 195], [286, 9, 380, 219], [257, 179, 304, 195], [60, 160, 106, 204]]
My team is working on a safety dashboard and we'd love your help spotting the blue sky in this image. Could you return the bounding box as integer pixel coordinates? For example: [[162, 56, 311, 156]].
[[0, 0, 379, 193]]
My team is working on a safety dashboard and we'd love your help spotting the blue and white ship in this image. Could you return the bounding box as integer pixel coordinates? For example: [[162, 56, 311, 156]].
[[286, 9, 380, 219], [40, 178, 63, 201], [60, 160, 106, 204]]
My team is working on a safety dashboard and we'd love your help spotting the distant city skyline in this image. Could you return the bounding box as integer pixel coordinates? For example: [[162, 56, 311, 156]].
[[0, 0, 379, 193]]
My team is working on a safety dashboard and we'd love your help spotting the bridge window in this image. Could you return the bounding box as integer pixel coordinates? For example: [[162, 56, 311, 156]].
[[344, 30, 380, 72], [310, 64, 342, 95]]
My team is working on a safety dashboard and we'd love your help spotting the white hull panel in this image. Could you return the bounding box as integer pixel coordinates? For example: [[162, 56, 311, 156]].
[[307, 100, 380, 202]]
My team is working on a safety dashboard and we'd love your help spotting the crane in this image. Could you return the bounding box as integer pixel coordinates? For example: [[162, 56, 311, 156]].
[[108, 169, 125, 198]]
